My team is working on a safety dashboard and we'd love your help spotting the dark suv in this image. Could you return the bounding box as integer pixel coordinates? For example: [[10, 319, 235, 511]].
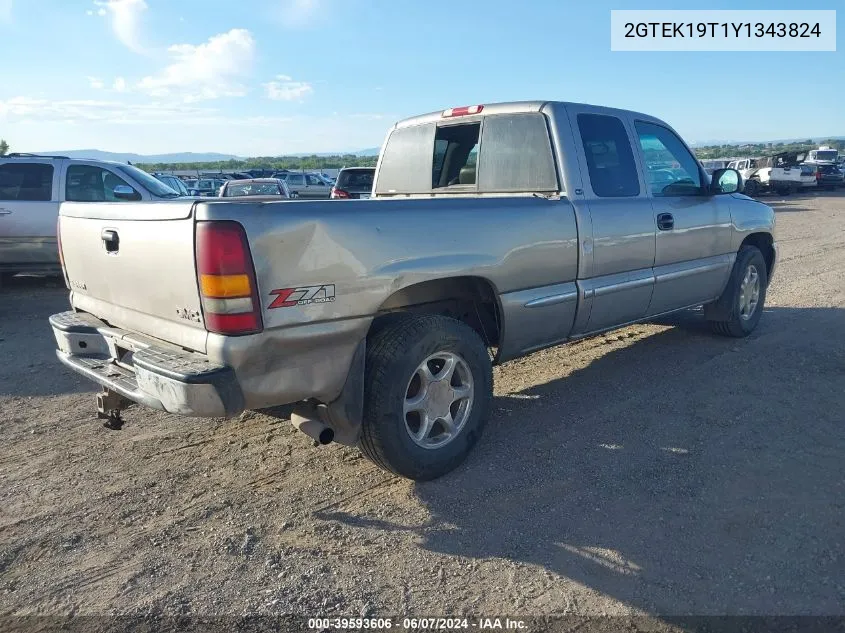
[[331, 167, 375, 199], [808, 164, 845, 190]]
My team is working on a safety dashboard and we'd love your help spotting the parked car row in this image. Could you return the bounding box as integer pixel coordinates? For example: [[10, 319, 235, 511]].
[[725, 146, 843, 196]]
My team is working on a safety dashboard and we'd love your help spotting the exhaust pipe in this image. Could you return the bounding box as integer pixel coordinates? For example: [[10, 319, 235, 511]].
[[291, 406, 335, 445]]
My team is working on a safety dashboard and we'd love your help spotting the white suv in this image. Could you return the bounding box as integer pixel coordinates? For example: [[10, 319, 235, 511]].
[[0, 154, 183, 279]]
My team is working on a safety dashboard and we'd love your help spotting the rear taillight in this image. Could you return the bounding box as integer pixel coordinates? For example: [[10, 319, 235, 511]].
[[56, 216, 69, 289], [196, 221, 263, 336], [331, 188, 350, 199]]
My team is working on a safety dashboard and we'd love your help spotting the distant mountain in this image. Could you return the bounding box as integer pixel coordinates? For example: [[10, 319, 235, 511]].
[[354, 147, 381, 157], [38, 148, 380, 163]]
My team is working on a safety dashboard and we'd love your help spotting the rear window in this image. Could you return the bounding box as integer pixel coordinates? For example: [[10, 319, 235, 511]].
[[815, 150, 838, 162], [337, 169, 375, 189], [477, 114, 557, 192], [0, 163, 54, 201], [224, 182, 283, 196], [375, 123, 436, 195], [375, 113, 558, 195]]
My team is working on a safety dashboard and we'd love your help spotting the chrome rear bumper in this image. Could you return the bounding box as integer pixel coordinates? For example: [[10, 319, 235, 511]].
[[50, 311, 244, 417]]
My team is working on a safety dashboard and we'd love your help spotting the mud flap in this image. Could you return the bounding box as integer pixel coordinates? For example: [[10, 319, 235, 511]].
[[319, 339, 365, 446]]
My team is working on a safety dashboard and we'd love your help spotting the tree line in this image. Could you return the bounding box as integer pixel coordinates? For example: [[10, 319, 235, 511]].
[[695, 139, 845, 160], [137, 154, 378, 173]]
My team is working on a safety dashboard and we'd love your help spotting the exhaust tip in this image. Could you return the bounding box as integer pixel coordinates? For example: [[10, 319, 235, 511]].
[[291, 407, 335, 446]]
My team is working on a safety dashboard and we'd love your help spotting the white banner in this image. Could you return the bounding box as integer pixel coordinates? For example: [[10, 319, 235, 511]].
[[611, 10, 836, 51]]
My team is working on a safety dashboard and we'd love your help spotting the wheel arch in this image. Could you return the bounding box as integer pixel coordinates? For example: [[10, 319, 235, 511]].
[[369, 276, 502, 350], [740, 232, 775, 280]]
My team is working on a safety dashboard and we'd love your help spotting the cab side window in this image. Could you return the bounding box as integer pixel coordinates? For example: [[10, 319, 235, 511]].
[[306, 174, 323, 186], [635, 121, 702, 197], [66, 165, 139, 201], [0, 163, 54, 201], [576, 114, 640, 198]]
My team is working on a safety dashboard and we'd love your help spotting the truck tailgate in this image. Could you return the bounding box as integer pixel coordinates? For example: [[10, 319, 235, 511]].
[[59, 201, 207, 353]]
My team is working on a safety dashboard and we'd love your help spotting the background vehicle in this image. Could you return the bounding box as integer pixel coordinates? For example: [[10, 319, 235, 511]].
[[805, 146, 839, 165], [278, 172, 332, 199], [728, 153, 815, 196], [331, 167, 375, 199], [805, 163, 845, 190], [153, 173, 191, 196], [0, 154, 180, 277], [50, 101, 776, 481], [185, 178, 226, 197], [218, 178, 292, 198]]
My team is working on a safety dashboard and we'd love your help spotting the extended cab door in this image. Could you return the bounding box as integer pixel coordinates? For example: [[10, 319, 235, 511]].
[[632, 120, 733, 316], [0, 159, 62, 271], [566, 107, 656, 335]]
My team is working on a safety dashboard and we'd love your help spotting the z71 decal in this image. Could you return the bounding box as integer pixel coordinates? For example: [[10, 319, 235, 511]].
[[269, 284, 336, 309]]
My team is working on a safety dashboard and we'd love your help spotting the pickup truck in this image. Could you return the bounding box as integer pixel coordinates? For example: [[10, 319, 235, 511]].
[[727, 155, 815, 196], [50, 101, 778, 480]]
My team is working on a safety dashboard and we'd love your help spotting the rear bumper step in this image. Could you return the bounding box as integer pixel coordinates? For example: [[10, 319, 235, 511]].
[[50, 311, 245, 418]]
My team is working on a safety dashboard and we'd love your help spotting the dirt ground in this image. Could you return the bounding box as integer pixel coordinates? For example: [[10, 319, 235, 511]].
[[1, 190, 844, 623]]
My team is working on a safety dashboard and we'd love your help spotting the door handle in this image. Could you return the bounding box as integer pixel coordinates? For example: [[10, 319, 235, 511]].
[[101, 228, 119, 252], [0, 209, 12, 215], [657, 213, 674, 231]]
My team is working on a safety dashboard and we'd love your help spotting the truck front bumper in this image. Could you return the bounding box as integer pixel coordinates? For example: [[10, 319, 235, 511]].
[[50, 311, 245, 418]]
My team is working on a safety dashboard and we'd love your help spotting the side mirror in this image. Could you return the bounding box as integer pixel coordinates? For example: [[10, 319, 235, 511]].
[[113, 184, 138, 200], [710, 168, 742, 195]]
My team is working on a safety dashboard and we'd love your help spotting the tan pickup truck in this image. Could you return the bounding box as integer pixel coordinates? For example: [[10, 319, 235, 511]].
[[50, 100, 777, 480]]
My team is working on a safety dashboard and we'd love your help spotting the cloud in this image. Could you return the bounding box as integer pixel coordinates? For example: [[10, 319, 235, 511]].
[[263, 76, 313, 102], [113, 77, 127, 92], [94, 0, 147, 54], [87, 77, 105, 90], [0, 97, 212, 125], [138, 29, 255, 102], [280, 0, 320, 27]]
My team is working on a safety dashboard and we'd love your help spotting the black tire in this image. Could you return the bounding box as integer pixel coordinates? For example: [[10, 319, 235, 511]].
[[776, 186, 790, 196], [744, 179, 759, 197], [706, 246, 768, 338], [360, 314, 493, 481]]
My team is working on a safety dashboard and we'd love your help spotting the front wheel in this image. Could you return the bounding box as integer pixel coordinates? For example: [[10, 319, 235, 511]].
[[744, 179, 760, 197], [706, 246, 768, 338], [359, 314, 493, 480]]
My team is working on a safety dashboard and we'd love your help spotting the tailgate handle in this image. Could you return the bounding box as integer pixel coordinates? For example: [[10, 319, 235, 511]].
[[101, 228, 120, 253]]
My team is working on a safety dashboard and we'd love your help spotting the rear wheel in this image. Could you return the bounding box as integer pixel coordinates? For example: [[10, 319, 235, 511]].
[[360, 314, 493, 480], [706, 246, 768, 338]]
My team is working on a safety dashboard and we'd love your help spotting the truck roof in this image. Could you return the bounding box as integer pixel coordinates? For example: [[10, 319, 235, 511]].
[[392, 100, 663, 130]]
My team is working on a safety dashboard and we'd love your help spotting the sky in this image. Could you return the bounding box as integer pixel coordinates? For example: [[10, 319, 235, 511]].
[[0, 0, 842, 157]]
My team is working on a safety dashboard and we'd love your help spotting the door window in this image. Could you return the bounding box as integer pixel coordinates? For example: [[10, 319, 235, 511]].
[[66, 165, 139, 201], [306, 174, 324, 186], [287, 174, 305, 186], [0, 163, 54, 201], [576, 114, 640, 198], [635, 121, 702, 197]]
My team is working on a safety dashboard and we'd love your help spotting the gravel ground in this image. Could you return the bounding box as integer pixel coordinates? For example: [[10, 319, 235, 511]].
[[1, 190, 844, 623]]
